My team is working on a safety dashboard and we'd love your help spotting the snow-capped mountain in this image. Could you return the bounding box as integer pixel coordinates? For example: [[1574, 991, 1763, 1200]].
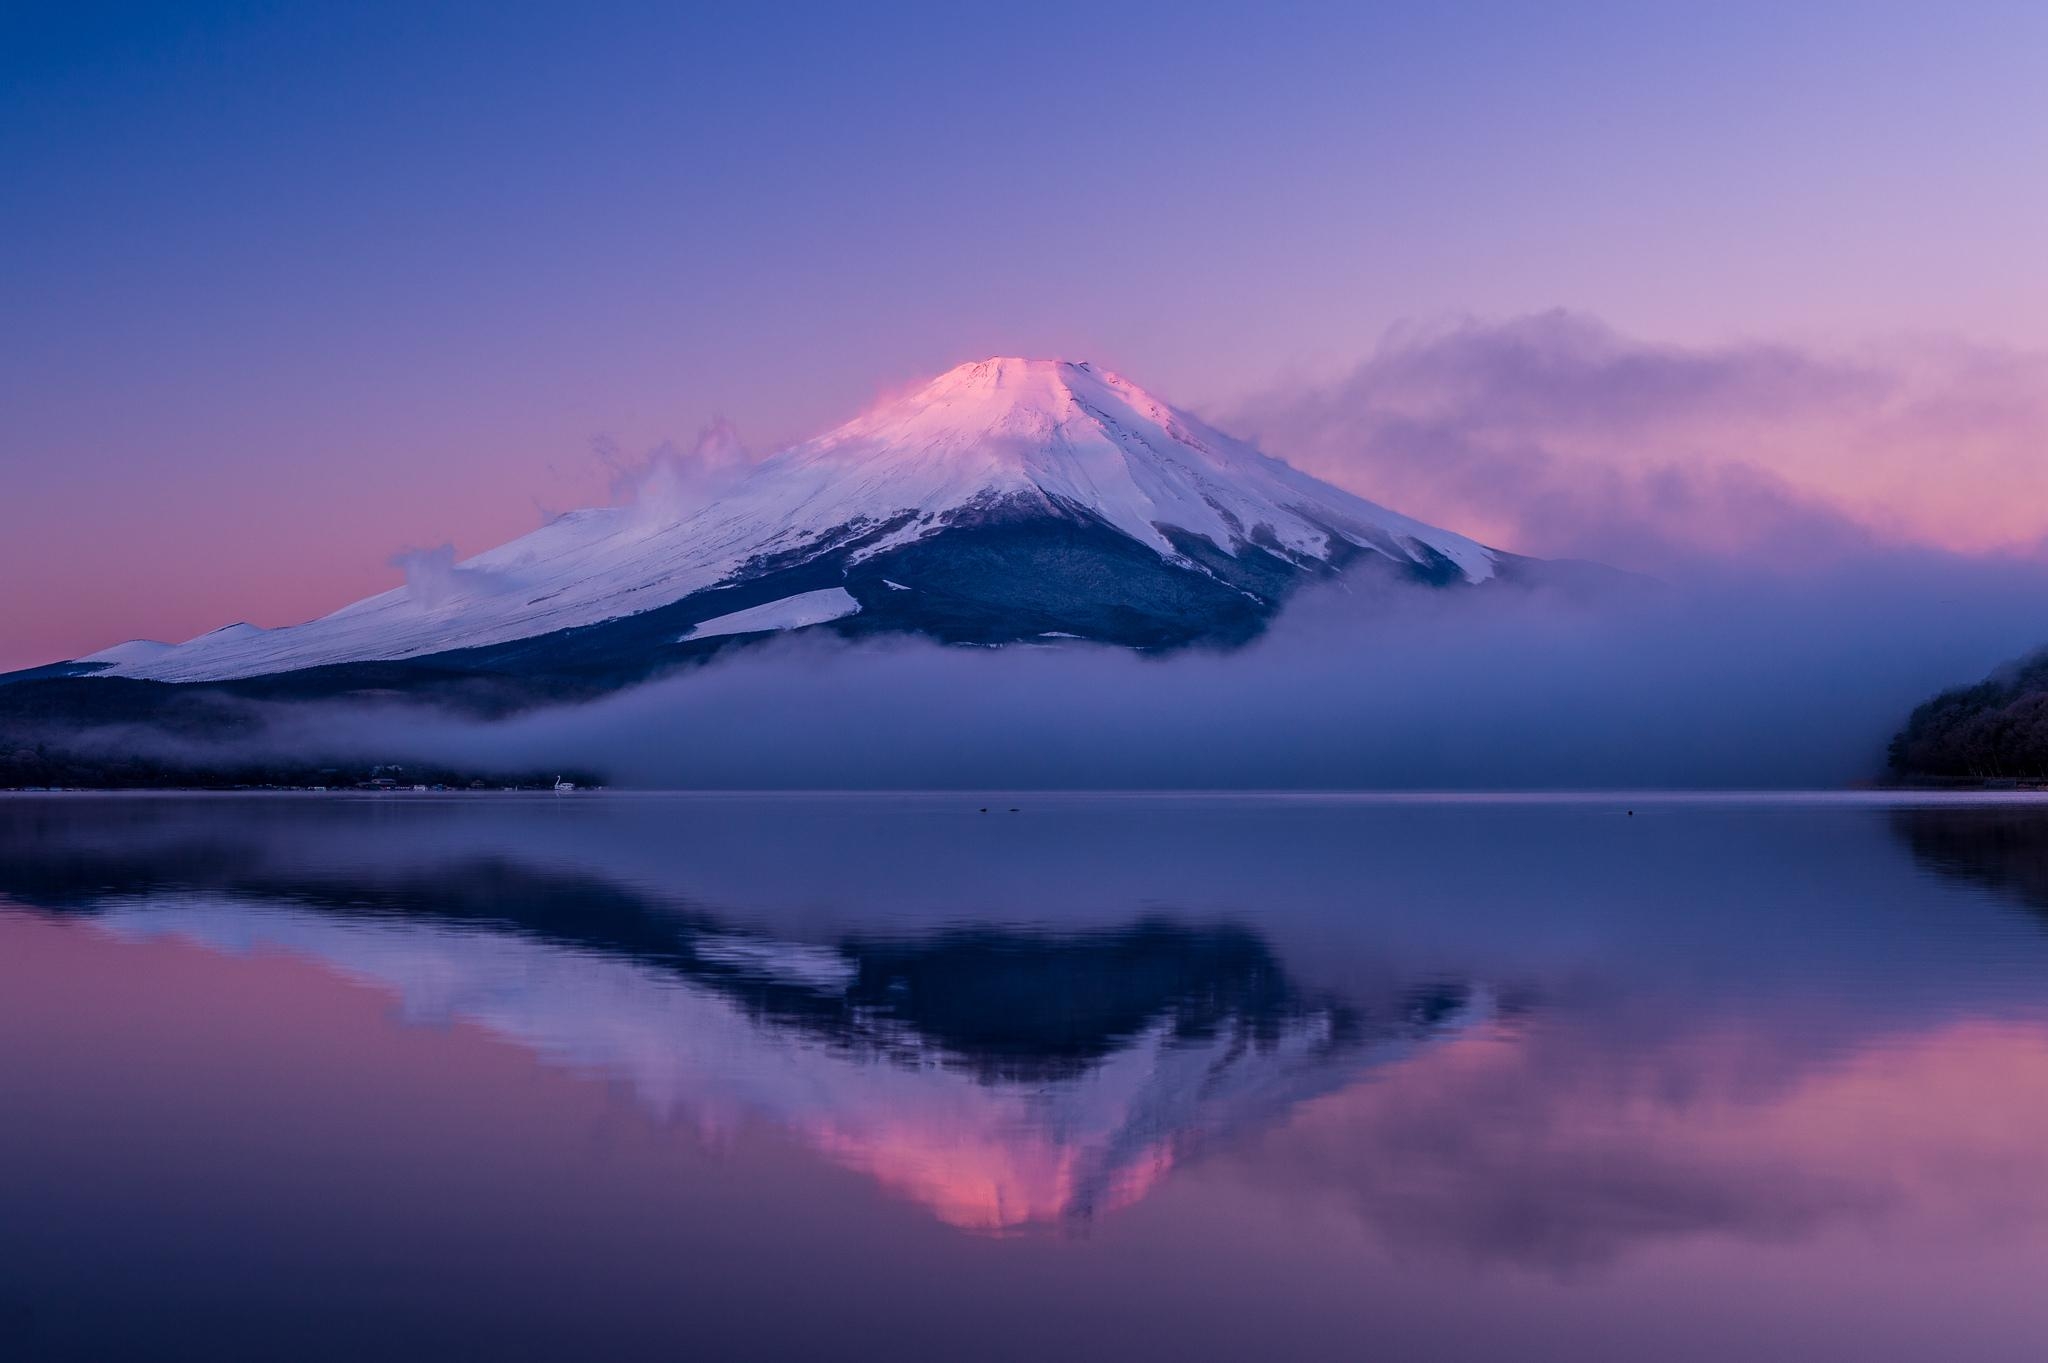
[[55, 357, 1514, 691]]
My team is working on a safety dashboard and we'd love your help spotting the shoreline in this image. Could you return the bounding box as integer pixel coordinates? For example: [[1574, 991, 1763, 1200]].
[[10, 786, 2048, 804]]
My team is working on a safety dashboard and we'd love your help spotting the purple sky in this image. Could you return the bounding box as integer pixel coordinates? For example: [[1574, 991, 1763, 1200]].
[[3, 1, 2045, 670]]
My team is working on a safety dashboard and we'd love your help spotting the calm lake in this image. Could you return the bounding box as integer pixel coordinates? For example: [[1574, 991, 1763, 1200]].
[[4, 792, 2048, 1361]]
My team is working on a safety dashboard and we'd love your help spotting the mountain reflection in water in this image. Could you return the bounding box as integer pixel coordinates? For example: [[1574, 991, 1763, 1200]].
[[0, 800, 1490, 1232], [5, 793, 2048, 1363]]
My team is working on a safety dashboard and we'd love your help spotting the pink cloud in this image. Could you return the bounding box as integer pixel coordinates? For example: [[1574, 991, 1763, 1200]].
[[1228, 313, 2048, 572]]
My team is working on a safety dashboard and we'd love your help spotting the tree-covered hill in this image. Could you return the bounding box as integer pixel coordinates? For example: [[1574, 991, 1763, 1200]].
[[1890, 649, 2048, 782]]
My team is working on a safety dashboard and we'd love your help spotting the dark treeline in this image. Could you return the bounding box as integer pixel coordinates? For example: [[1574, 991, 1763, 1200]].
[[0, 734, 602, 792], [0, 674, 605, 790], [1890, 648, 2048, 782]]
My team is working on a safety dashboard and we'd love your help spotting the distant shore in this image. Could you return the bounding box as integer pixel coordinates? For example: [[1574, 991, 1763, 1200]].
[[0, 755, 605, 794]]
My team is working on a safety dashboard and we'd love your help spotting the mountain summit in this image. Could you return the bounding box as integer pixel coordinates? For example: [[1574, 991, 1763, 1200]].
[[738, 356, 1497, 582], [47, 358, 1522, 694]]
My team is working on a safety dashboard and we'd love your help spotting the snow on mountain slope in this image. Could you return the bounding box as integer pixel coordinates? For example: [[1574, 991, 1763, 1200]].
[[681, 587, 862, 641], [83, 358, 1500, 682], [76, 638, 176, 666]]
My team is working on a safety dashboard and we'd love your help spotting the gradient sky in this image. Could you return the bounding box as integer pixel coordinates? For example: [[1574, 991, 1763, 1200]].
[[3, 0, 2045, 669]]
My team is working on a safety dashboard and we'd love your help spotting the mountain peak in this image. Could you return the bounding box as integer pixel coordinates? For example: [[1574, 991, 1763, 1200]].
[[904, 356, 1107, 416], [936, 356, 1086, 384], [835, 356, 1195, 470]]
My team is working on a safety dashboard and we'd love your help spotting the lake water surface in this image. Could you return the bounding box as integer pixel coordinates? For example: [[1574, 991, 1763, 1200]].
[[5, 792, 2048, 1361]]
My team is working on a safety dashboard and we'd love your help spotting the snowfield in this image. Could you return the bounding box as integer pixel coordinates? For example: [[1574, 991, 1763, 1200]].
[[680, 587, 862, 641]]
